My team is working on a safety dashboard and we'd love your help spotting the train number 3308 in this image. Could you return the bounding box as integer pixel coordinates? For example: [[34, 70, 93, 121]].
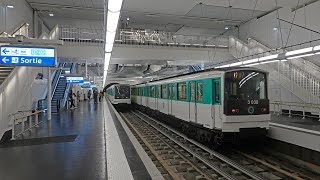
[[248, 100, 259, 105]]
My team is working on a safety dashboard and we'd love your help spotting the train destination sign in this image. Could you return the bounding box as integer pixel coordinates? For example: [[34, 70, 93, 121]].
[[0, 46, 56, 67]]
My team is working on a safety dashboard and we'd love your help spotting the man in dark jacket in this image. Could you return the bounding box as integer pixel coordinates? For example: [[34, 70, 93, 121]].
[[69, 89, 76, 109]]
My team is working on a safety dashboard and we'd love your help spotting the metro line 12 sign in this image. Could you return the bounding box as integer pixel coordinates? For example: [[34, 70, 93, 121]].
[[0, 46, 56, 67]]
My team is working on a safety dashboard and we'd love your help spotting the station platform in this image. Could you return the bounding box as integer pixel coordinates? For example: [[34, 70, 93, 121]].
[[0, 99, 163, 180], [269, 114, 320, 154]]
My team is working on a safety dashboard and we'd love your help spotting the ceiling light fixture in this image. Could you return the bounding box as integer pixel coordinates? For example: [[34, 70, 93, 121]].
[[225, 26, 229, 30], [6, 5, 14, 8], [103, 0, 124, 86], [273, 27, 278, 31], [49, 12, 54, 17]]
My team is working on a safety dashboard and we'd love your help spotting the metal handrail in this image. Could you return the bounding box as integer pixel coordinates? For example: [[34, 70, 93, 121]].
[[58, 26, 229, 48], [60, 63, 75, 109], [10, 110, 43, 140], [270, 101, 320, 120]]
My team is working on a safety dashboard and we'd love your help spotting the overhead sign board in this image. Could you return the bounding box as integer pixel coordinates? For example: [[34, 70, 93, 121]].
[[0, 46, 56, 67], [81, 81, 91, 88], [66, 77, 84, 83]]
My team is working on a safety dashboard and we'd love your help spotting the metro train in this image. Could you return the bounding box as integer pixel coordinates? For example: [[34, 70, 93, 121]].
[[131, 67, 270, 146], [106, 84, 131, 104]]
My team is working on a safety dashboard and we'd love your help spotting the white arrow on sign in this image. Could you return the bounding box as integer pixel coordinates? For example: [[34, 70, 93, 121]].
[[2, 57, 9, 63]]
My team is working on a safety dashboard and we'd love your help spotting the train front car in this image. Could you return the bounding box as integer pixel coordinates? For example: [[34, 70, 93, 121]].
[[107, 84, 131, 104], [222, 69, 270, 141]]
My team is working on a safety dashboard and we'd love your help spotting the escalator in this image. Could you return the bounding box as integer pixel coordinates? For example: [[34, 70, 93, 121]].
[[51, 63, 74, 113]]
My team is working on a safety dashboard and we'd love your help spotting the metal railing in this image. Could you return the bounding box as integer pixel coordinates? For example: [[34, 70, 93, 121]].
[[59, 63, 75, 109], [10, 110, 43, 140], [0, 23, 29, 37], [271, 101, 320, 120], [58, 26, 229, 48], [229, 36, 320, 104]]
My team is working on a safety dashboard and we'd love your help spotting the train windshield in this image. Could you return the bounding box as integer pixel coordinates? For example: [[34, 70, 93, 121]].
[[115, 85, 130, 99], [225, 71, 267, 100]]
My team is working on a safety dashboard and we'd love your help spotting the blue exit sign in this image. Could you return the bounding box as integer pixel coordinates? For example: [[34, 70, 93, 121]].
[[0, 46, 56, 67]]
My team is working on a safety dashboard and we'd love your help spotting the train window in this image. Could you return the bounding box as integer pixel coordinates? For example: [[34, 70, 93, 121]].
[[190, 82, 195, 101], [139, 87, 142, 96], [150, 86, 155, 97], [161, 85, 167, 98], [168, 84, 175, 99], [178, 83, 187, 101], [197, 83, 203, 102], [225, 71, 267, 100], [214, 81, 220, 103]]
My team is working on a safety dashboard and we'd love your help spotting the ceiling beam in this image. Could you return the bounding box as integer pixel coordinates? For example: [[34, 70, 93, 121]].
[[28, 2, 104, 12]]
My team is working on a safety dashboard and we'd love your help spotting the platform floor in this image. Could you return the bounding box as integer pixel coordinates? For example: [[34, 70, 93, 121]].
[[0, 99, 156, 180], [271, 114, 320, 131]]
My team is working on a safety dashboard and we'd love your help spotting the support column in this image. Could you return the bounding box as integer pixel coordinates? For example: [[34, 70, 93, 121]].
[[33, 10, 38, 38], [47, 67, 51, 120], [85, 60, 88, 78]]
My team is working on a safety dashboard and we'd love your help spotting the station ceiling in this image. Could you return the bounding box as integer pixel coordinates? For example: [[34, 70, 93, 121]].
[[25, 0, 317, 83]]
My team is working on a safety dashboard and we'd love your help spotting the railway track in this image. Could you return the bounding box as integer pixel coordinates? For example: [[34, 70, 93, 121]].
[[121, 110, 273, 180], [227, 150, 318, 180], [119, 109, 318, 180]]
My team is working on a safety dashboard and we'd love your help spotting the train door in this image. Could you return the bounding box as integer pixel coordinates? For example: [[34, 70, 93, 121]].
[[189, 82, 197, 123], [212, 79, 221, 128], [195, 82, 203, 123], [155, 85, 158, 110], [168, 84, 174, 115]]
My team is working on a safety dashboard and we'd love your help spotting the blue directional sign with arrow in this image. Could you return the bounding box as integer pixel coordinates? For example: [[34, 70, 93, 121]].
[[0, 46, 56, 67]]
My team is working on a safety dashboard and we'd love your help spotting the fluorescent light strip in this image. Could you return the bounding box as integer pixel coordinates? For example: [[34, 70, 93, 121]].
[[287, 53, 314, 60], [229, 62, 243, 67], [108, 0, 123, 12], [242, 58, 259, 64], [103, 0, 123, 86], [260, 60, 279, 64], [285, 47, 313, 56], [107, 11, 120, 32], [314, 45, 320, 51], [259, 54, 278, 61], [244, 63, 260, 67]]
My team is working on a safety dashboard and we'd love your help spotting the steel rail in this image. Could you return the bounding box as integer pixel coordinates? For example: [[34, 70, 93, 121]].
[[132, 110, 264, 180]]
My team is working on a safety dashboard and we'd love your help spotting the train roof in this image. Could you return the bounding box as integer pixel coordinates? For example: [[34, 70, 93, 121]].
[[133, 67, 267, 86]]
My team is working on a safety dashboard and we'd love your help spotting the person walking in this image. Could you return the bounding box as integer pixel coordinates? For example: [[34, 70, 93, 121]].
[[93, 89, 98, 104], [69, 89, 76, 109], [87, 90, 92, 101]]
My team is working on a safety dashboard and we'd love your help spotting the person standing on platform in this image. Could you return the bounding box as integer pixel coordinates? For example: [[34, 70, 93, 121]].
[[93, 89, 98, 104], [99, 91, 104, 102], [69, 89, 76, 109], [77, 91, 81, 102], [87, 90, 92, 101]]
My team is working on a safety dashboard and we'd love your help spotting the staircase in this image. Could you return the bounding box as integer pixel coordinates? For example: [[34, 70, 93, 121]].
[[189, 65, 202, 72], [229, 36, 320, 104], [0, 67, 14, 85]]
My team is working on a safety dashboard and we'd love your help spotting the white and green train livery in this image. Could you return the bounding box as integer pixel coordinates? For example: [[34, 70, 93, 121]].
[[107, 84, 131, 104], [131, 67, 270, 146]]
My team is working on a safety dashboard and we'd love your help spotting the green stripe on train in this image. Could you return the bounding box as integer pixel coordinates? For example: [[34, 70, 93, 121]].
[[131, 77, 222, 105]]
